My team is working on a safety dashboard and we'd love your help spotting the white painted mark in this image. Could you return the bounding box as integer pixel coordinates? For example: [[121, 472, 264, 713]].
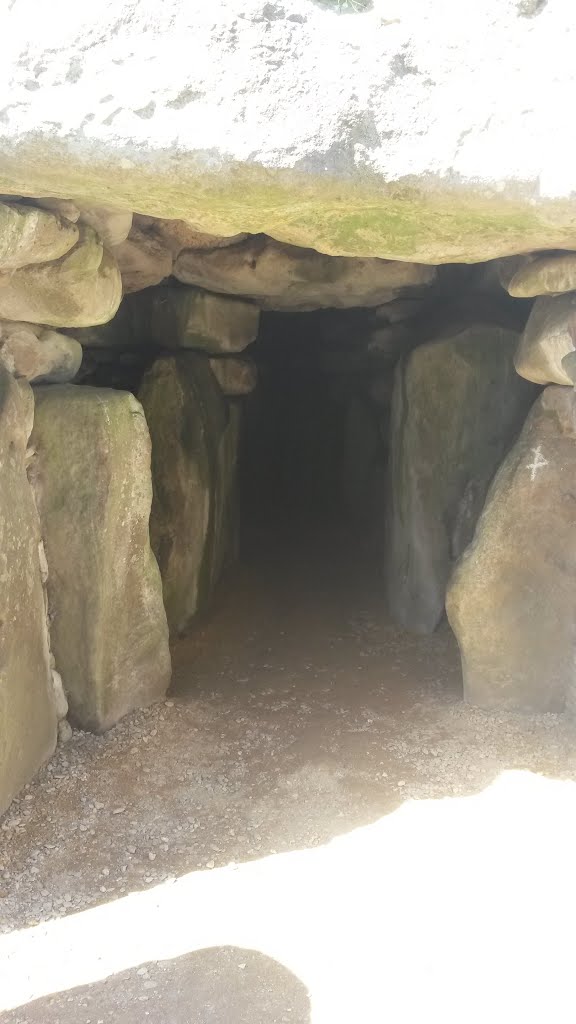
[[526, 444, 549, 481]]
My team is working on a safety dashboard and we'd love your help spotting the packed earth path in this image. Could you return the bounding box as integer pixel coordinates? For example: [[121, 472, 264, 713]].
[[2, 526, 576, 1024]]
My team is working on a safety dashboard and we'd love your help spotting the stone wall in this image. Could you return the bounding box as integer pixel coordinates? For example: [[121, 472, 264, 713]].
[[1, 182, 576, 815]]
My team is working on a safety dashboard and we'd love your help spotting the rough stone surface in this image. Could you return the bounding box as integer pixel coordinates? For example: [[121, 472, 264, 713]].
[[139, 355, 239, 634], [0, 201, 77, 270], [515, 292, 576, 385], [0, 320, 82, 383], [112, 225, 173, 293], [447, 385, 576, 713], [34, 197, 80, 223], [2, 1, 576, 263], [386, 324, 537, 634], [78, 206, 132, 248], [31, 385, 171, 732], [0, 367, 57, 815], [174, 236, 436, 311], [0, 226, 122, 328], [209, 357, 257, 396], [134, 285, 260, 353], [134, 216, 249, 256], [506, 251, 576, 298]]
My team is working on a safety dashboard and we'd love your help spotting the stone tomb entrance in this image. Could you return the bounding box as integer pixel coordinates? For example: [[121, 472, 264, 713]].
[[2, 199, 576, 821]]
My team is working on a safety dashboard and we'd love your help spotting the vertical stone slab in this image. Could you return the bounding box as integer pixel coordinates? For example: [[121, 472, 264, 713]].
[[31, 386, 171, 732], [0, 369, 56, 814], [386, 324, 537, 633], [447, 385, 576, 712], [139, 355, 240, 635]]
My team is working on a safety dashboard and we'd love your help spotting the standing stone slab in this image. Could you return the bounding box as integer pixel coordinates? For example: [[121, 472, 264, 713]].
[[0, 369, 56, 814], [140, 355, 239, 634], [31, 386, 171, 732], [386, 324, 537, 634], [447, 386, 576, 712]]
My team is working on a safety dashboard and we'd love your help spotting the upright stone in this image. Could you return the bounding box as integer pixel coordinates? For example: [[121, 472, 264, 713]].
[[386, 324, 536, 633], [31, 386, 171, 732], [447, 386, 576, 712], [0, 368, 56, 814], [139, 355, 240, 634]]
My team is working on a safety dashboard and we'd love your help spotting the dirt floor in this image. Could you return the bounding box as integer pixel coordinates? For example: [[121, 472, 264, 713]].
[[2, 527, 576, 1023]]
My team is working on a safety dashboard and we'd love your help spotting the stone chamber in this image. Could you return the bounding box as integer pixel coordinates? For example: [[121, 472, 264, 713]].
[[0, 196, 573, 817], [4, 193, 576, 1023]]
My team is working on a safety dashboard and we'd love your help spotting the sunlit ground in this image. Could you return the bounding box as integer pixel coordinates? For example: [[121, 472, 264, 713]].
[[2, 769, 576, 1022]]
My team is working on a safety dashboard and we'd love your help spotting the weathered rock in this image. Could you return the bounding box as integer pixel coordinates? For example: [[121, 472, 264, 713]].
[[5, 2, 576, 263], [139, 355, 239, 634], [34, 198, 80, 223], [209, 357, 257, 396], [506, 252, 576, 298], [0, 320, 82, 382], [174, 236, 436, 311], [112, 225, 173, 293], [515, 292, 576, 385], [31, 385, 171, 732], [0, 368, 57, 814], [78, 205, 132, 248], [0, 201, 78, 270], [447, 385, 576, 712], [133, 285, 260, 353], [134, 216, 249, 256], [0, 226, 122, 328], [386, 324, 537, 634]]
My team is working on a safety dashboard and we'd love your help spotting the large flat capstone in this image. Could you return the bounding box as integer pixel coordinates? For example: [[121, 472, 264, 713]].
[[2, 1, 576, 263], [386, 323, 537, 634], [30, 385, 171, 732], [447, 385, 576, 713], [139, 354, 240, 634], [174, 236, 436, 311], [0, 368, 57, 814]]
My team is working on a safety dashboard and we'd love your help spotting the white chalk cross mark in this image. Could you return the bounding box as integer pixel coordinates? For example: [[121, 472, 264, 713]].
[[526, 444, 548, 481]]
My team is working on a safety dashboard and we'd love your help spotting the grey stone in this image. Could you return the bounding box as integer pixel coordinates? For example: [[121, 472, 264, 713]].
[[209, 358, 257, 395], [78, 205, 132, 247], [3, 2, 576, 263], [0, 201, 78, 270], [507, 252, 576, 298], [31, 385, 171, 732], [515, 292, 576, 386], [0, 225, 122, 328], [133, 285, 260, 353], [139, 355, 240, 634], [112, 225, 173, 293], [447, 385, 576, 712], [0, 368, 57, 815], [174, 236, 436, 311], [0, 320, 82, 383], [386, 324, 537, 634]]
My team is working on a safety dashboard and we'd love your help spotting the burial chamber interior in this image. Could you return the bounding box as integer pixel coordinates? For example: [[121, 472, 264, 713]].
[[0, 196, 561, 819], [73, 256, 534, 682]]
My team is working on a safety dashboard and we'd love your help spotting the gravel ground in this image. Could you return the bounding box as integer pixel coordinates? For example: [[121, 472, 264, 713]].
[[2, 528, 576, 1022]]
